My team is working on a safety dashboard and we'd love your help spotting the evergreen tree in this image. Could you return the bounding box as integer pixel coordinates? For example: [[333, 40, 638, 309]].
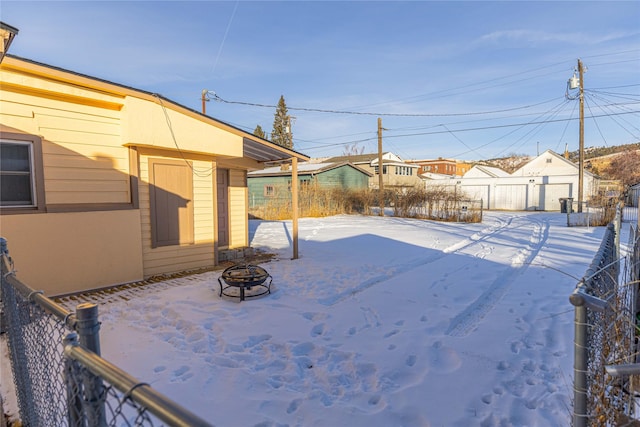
[[253, 125, 266, 139], [271, 95, 293, 149]]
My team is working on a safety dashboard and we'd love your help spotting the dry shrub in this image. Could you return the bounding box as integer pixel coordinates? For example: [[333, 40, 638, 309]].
[[568, 196, 618, 227], [249, 185, 481, 223]]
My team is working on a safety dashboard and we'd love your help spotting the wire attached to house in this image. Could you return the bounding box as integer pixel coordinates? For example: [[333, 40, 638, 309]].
[[153, 94, 215, 177]]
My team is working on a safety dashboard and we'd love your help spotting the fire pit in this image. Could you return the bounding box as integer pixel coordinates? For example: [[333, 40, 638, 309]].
[[218, 264, 272, 301]]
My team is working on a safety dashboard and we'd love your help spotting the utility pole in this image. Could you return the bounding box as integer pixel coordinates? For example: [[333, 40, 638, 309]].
[[378, 118, 384, 217], [578, 59, 585, 213]]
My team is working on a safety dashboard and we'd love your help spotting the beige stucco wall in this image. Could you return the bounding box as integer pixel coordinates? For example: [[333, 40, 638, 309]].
[[0, 210, 143, 295]]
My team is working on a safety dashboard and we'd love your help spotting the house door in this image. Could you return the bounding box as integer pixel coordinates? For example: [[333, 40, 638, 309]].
[[217, 168, 229, 247]]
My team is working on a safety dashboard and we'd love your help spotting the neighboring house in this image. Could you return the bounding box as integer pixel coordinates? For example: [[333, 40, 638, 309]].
[[247, 161, 372, 208], [425, 150, 599, 211], [407, 158, 472, 177], [325, 152, 422, 191], [0, 55, 308, 295]]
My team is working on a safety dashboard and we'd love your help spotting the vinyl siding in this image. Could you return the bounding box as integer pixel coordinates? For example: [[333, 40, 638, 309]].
[[1, 77, 130, 205], [316, 166, 369, 188], [248, 176, 290, 207], [139, 153, 215, 277], [228, 169, 248, 248]]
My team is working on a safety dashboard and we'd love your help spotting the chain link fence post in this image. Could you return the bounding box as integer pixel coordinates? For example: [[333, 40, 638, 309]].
[[75, 303, 107, 427], [63, 332, 84, 427], [572, 302, 588, 427]]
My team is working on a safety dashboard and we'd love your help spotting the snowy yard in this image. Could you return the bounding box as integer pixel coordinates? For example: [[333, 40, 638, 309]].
[[6, 211, 618, 426]]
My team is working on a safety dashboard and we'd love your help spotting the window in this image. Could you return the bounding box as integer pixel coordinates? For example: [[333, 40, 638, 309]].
[[375, 165, 388, 175], [0, 136, 44, 210], [546, 158, 552, 164], [264, 185, 274, 197], [286, 178, 310, 192]]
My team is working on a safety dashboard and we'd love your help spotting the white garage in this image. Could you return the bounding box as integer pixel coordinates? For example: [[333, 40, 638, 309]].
[[424, 150, 598, 211]]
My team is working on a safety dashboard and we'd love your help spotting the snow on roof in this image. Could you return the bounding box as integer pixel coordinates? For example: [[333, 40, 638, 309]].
[[248, 162, 372, 177]]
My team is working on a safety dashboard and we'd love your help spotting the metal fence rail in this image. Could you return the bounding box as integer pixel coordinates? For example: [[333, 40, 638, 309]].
[[0, 238, 213, 427], [569, 209, 640, 426]]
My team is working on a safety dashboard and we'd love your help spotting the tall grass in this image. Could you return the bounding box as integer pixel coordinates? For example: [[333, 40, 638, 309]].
[[249, 185, 482, 223]]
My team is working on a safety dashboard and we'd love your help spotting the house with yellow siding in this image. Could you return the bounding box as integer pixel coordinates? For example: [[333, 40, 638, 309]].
[[0, 55, 308, 295]]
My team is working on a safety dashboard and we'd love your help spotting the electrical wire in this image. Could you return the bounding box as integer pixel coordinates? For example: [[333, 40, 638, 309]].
[[343, 60, 575, 111], [492, 99, 574, 157], [584, 96, 610, 147], [208, 51, 639, 158], [153, 94, 215, 177], [212, 93, 564, 118], [554, 99, 579, 153], [585, 92, 640, 140]]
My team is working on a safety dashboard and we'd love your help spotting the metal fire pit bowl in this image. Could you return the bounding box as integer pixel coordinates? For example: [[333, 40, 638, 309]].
[[218, 264, 272, 301]]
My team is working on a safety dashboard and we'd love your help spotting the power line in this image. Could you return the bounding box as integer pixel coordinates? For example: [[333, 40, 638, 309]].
[[299, 108, 639, 155], [384, 110, 639, 139], [586, 93, 640, 140], [555, 100, 579, 153], [492, 99, 574, 157], [211, 93, 563, 118], [584, 96, 610, 147]]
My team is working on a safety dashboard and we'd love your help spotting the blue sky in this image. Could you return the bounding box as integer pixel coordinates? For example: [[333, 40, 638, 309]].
[[2, 1, 639, 161]]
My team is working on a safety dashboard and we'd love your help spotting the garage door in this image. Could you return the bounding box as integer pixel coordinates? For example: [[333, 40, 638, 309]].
[[540, 183, 571, 211], [460, 185, 490, 207], [495, 185, 527, 210]]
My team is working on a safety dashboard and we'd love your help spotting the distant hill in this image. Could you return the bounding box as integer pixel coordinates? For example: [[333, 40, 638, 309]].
[[480, 154, 532, 174], [476, 142, 640, 175], [568, 142, 640, 163]]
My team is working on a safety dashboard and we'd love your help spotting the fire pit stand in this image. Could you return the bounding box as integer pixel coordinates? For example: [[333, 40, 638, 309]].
[[217, 264, 272, 301]]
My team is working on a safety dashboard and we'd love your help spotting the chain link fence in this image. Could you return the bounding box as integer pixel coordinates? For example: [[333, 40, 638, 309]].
[[0, 238, 213, 427], [570, 208, 640, 426]]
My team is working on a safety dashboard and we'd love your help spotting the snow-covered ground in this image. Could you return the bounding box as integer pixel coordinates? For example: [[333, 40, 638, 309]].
[[4, 212, 625, 426]]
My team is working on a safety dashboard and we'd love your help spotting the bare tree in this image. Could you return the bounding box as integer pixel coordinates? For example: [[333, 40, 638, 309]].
[[342, 143, 365, 156]]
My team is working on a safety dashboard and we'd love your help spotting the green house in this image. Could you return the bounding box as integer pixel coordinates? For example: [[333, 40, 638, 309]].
[[248, 161, 372, 208]]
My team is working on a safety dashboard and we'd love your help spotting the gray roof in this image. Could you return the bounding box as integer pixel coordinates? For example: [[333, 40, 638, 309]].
[[248, 161, 372, 177]]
